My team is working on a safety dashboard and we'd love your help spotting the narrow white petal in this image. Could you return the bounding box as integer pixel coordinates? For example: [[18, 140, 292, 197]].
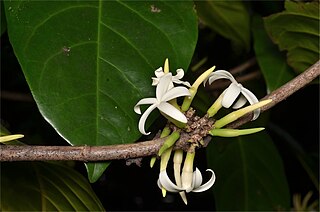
[[193, 168, 203, 189], [152, 77, 160, 86], [180, 81, 191, 87], [138, 104, 157, 135], [157, 178, 162, 190], [161, 86, 191, 102], [172, 79, 191, 87], [171, 68, 191, 87], [222, 83, 241, 108], [168, 82, 175, 90], [241, 87, 260, 120], [159, 170, 183, 192], [156, 74, 172, 100], [158, 102, 187, 124], [214, 70, 237, 83], [134, 98, 157, 114], [232, 95, 247, 109], [192, 169, 216, 193], [174, 68, 185, 80], [207, 70, 237, 85], [154, 67, 164, 78]]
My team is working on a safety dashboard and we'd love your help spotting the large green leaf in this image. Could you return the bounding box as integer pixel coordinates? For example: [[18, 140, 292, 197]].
[[1, 162, 104, 211], [264, 1, 319, 73], [195, 0, 250, 51], [252, 15, 295, 92], [4, 1, 198, 182], [207, 132, 290, 211]]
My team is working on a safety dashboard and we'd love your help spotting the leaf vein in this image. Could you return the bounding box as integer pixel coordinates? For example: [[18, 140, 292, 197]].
[[23, 4, 98, 54], [117, 0, 179, 61], [99, 21, 154, 69]]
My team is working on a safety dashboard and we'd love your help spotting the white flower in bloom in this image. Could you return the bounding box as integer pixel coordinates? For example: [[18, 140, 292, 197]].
[[205, 70, 260, 120], [134, 74, 190, 135], [152, 67, 191, 88], [157, 168, 216, 193]]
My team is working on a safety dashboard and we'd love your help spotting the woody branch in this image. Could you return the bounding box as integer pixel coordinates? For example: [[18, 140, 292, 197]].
[[1, 60, 319, 162]]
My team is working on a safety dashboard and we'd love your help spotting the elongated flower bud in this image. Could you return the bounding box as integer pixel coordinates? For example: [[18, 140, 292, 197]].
[[214, 99, 272, 129], [173, 150, 188, 205], [207, 92, 224, 117], [209, 128, 265, 137], [181, 66, 216, 112], [158, 131, 180, 156], [181, 152, 195, 192]]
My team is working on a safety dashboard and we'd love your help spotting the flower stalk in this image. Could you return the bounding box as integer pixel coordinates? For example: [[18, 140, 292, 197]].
[[158, 131, 180, 156], [150, 127, 171, 168]]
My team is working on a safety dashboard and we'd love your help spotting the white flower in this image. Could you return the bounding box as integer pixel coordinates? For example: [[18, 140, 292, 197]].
[[157, 168, 216, 193], [205, 70, 260, 120], [134, 74, 191, 135], [152, 67, 191, 88]]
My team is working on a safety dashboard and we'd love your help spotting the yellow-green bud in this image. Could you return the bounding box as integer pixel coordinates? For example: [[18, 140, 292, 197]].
[[214, 99, 272, 129], [209, 128, 265, 137]]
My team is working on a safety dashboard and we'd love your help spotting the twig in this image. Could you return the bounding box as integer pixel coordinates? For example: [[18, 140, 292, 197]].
[[1, 60, 319, 162], [1, 91, 34, 102], [229, 57, 256, 75]]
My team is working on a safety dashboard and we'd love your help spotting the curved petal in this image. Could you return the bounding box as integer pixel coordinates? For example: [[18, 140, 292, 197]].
[[156, 73, 172, 100], [157, 178, 162, 190], [207, 70, 237, 85], [193, 168, 203, 189], [159, 170, 183, 192], [174, 68, 185, 80], [192, 169, 216, 193], [134, 98, 157, 114], [154, 67, 164, 78], [158, 102, 188, 124], [241, 87, 260, 120], [173, 79, 191, 87], [138, 104, 157, 135], [180, 80, 191, 87], [152, 77, 160, 86], [232, 95, 247, 109], [161, 86, 190, 102], [221, 83, 241, 108]]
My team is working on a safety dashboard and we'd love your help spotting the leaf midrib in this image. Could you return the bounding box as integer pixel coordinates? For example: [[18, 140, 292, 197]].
[[95, 0, 102, 145]]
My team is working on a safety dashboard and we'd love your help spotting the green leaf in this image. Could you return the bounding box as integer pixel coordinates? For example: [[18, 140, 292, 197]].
[[207, 132, 290, 211], [4, 1, 197, 182], [195, 0, 250, 51], [264, 1, 319, 73], [1, 162, 104, 211], [252, 15, 295, 92]]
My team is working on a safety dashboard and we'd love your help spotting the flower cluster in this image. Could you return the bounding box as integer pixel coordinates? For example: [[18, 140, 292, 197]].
[[134, 61, 191, 135], [134, 58, 271, 205]]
